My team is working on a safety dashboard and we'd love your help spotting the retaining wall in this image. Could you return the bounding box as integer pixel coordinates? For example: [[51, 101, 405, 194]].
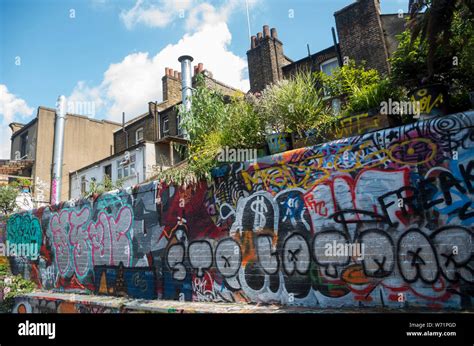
[[2, 111, 474, 310]]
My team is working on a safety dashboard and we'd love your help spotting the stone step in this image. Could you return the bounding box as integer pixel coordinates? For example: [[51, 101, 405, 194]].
[[10, 291, 457, 313]]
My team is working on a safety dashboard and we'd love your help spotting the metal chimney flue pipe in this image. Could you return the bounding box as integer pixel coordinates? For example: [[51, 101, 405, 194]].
[[178, 55, 193, 139], [51, 95, 67, 205]]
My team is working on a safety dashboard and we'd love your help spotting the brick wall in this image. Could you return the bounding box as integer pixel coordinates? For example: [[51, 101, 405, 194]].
[[247, 26, 292, 93], [114, 114, 155, 153], [335, 0, 390, 75], [162, 68, 182, 104]]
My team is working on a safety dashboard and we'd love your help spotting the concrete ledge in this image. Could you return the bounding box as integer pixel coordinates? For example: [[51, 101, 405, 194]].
[[9, 291, 471, 314]]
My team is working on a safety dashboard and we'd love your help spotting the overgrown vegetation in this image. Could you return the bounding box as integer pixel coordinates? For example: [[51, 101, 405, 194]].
[[0, 271, 36, 312], [0, 185, 19, 215], [257, 72, 336, 138], [83, 175, 124, 198], [152, 5, 474, 187], [315, 61, 406, 117], [391, 1, 474, 111], [154, 72, 342, 185]]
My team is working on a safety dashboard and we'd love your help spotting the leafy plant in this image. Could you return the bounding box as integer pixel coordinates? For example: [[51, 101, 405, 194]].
[[11, 178, 32, 188], [408, 0, 474, 79], [392, 9, 474, 111], [221, 94, 266, 149], [344, 78, 406, 116], [0, 185, 19, 215], [390, 29, 429, 90], [314, 60, 380, 98], [179, 73, 229, 144], [257, 71, 336, 138], [83, 175, 124, 198], [0, 274, 36, 313]]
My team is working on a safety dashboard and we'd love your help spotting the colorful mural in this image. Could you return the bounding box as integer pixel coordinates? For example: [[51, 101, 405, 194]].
[[4, 111, 474, 310]]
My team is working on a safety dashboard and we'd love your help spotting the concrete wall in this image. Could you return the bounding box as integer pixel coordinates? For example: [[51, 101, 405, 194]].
[[26, 108, 120, 204], [3, 111, 474, 310]]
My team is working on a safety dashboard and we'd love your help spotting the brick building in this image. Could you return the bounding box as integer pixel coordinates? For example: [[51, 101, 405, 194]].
[[247, 0, 406, 93]]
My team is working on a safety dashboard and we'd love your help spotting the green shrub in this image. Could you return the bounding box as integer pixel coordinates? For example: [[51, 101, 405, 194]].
[[257, 71, 336, 138], [315, 60, 380, 99], [0, 274, 36, 313], [344, 78, 406, 116]]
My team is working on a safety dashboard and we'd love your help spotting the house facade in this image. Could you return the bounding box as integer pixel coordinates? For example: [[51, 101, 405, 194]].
[[247, 0, 406, 92], [7, 107, 120, 206], [69, 141, 157, 199]]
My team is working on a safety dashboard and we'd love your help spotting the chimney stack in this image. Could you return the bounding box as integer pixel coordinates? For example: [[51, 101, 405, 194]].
[[247, 24, 287, 93], [162, 67, 182, 103]]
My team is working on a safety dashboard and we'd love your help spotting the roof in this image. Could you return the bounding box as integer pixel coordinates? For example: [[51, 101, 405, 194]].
[[10, 106, 121, 139], [282, 45, 338, 73]]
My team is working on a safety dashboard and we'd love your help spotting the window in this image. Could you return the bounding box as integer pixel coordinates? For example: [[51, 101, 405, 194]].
[[117, 154, 137, 179], [320, 57, 339, 76], [163, 116, 169, 135], [81, 176, 86, 194], [20, 132, 28, 158], [104, 165, 112, 179], [136, 127, 144, 144]]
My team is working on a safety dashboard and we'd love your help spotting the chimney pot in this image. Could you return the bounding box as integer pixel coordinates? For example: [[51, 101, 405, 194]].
[[165, 67, 169, 76], [263, 25, 270, 38], [251, 35, 257, 48], [178, 72, 181, 79], [174, 70, 179, 78], [270, 28, 278, 39], [257, 32, 262, 41], [198, 63, 204, 73], [194, 65, 198, 75], [169, 68, 174, 76]]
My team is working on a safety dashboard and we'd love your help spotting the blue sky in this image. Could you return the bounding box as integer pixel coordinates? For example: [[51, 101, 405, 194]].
[[0, 0, 409, 158]]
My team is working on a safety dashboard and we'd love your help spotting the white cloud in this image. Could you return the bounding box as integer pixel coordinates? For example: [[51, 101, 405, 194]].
[[120, 0, 194, 30], [0, 84, 34, 158], [68, 21, 249, 122], [120, 0, 260, 32]]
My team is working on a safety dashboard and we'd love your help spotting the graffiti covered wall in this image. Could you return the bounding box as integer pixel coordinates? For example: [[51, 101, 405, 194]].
[[4, 111, 474, 310]]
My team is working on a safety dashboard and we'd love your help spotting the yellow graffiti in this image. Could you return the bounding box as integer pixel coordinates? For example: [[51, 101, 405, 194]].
[[242, 163, 330, 191], [388, 138, 437, 166], [410, 88, 444, 115]]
